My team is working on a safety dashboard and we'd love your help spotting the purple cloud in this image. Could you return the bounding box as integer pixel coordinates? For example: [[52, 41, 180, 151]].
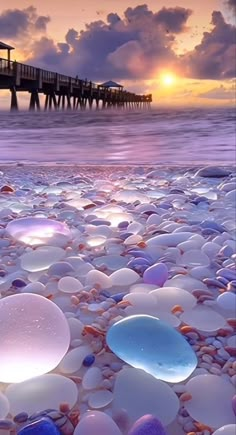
[[198, 84, 235, 99], [181, 11, 236, 79], [0, 6, 50, 39]]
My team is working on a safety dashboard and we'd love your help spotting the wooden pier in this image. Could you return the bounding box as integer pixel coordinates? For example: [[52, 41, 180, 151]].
[[0, 57, 152, 111]]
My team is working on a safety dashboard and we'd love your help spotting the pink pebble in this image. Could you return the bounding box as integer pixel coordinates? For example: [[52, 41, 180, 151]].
[[128, 415, 167, 435]]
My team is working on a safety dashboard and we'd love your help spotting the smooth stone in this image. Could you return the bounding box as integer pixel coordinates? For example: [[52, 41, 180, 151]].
[[180, 249, 210, 267], [74, 410, 122, 435], [48, 261, 75, 276], [147, 232, 193, 247], [83, 354, 95, 367], [185, 374, 235, 428], [110, 268, 140, 286], [213, 426, 236, 435], [143, 263, 168, 286], [18, 418, 60, 435], [164, 276, 208, 291], [150, 287, 197, 311], [59, 345, 92, 374], [217, 292, 236, 310], [123, 293, 157, 312], [112, 368, 179, 426], [128, 415, 167, 435], [0, 392, 9, 419], [85, 270, 112, 288], [22, 281, 46, 294], [20, 246, 65, 272], [82, 367, 103, 390], [93, 255, 128, 271], [5, 374, 78, 416], [227, 335, 236, 348], [0, 293, 70, 383], [130, 283, 158, 293], [180, 305, 226, 331], [107, 315, 197, 383], [6, 217, 70, 245], [226, 189, 236, 202], [195, 167, 231, 178], [58, 276, 83, 293], [67, 317, 84, 340], [88, 390, 113, 409], [200, 220, 226, 233]]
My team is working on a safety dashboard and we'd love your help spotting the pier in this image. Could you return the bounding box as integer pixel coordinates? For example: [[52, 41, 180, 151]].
[[0, 43, 152, 111]]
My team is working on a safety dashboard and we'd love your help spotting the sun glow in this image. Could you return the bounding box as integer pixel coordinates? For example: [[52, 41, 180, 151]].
[[160, 73, 176, 87]]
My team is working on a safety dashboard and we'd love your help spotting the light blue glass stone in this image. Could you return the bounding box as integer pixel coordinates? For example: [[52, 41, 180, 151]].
[[106, 315, 197, 383]]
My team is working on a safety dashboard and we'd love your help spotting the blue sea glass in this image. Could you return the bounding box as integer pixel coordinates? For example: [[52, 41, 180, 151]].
[[18, 418, 61, 435], [106, 315, 197, 383]]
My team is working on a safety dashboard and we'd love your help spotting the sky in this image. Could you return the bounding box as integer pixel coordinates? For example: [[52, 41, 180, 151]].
[[0, 0, 235, 105]]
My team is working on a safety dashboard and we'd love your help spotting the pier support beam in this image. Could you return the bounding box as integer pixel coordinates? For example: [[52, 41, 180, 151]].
[[29, 91, 40, 111], [10, 87, 18, 111]]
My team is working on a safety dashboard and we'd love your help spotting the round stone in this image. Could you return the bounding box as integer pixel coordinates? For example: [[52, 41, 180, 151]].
[[185, 375, 235, 428], [110, 268, 140, 286], [212, 425, 236, 435], [0, 293, 70, 383], [150, 287, 197, 312], [106, 315, 197, 383], [180, 305, 226, 332], [82, 367, 102, 390], [88, 390, 113, 409], [58, 276, 83, 293], [128, 415, 167, 435], [5, 374, 78, 416], [74, 410, 122, 435], [112, 368, 179, 426], [143, 263, 168, 286], [20, 246, 66, 272], [180, 249, 210, 267], [6, 217, 70, 245], [217, 292, 236, 311]]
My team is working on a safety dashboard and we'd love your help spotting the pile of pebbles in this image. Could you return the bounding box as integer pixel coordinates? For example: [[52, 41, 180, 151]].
[[0, 164, 235, 435]]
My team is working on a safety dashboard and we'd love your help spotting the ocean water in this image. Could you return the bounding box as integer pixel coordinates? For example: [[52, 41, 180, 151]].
[[0, 107, 235, 166]]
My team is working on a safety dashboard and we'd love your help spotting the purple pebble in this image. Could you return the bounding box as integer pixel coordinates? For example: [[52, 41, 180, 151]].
[[128, 415, 167, 435], [143, 263, 168, 286], [232, 395, 236, 416]]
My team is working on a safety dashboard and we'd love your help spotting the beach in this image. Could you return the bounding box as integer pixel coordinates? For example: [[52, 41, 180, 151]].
[[0, 162, 235, 435]]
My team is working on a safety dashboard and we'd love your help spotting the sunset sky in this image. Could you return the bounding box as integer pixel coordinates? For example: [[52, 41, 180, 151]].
[[0, 0, 235, 105]]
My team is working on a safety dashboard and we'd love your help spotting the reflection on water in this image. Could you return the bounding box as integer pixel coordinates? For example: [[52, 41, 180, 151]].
[[0, 107, 235, 165]]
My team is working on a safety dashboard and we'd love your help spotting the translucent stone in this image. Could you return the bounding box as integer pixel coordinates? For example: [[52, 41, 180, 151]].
[[6, 217, 70, 245], [124, 234, 143, 245], [23, 282, 46, 294], [0, 293, 70, 383], [88, 391, 113, 408], [128, 415, 167, 435], [67, 318, 84, 340], [107, 315, 197, 383], [0, 391, 9, 419], [112, 190, 150, 204], [123, 293, 157, 311], [143, 263, 168, 286], [217, 292, 236, 311], [86, 236, 107, 247], [130, 283, 158, 293], [106, 213, 132, 227], [20, 246, 65, 272], [58, 276, 83, 293], [112, 368, 179, 426], [59, 345, 92, 374], [147, 232, 193, 247], [82, 367, 103, 390], [180, 249, 210, 267], [74, 410, 122, 435], [201, 242, 221, 258], [110, 269, 140, 286], [150, 287, 197, 312], [213, 426, 236, 435], [85, 270, 112, 288], [93, 255, 128, 271], [164, 276, 208, 292], [5, 374, 78, 416], [185, 375, 235, 428], [180, 306, 226, 331]]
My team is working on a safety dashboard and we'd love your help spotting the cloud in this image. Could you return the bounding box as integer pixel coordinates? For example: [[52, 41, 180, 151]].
[[226, 0, 236, 13], [181, 11, 236, 80], [198, 84, 236, 99], [27, 4, 192, 80], [0, 6, 50, 39]]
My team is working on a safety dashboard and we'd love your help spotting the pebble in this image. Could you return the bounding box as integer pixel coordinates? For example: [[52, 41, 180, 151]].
[[17, 418, 61, 435], [128, 415, 167, 435]]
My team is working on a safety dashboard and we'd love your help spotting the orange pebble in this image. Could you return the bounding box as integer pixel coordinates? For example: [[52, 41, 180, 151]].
[[180, 326, 199, 335], [171, 304, 184, 314], [180, 392, 192, 402], [137, 241, 147, 248], [194, 422, 213, 431], [83, 325, 105, 337], [227, 318, 236, 328], [0, 185, 14, 193], [117, 300, 132, 308], [46, 294, 54, 300]]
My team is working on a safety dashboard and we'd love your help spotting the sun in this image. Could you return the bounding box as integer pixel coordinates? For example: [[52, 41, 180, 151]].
[[161, 73, 176, 87]]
